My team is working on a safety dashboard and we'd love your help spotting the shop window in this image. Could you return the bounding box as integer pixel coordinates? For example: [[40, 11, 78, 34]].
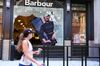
[[0, 0, 3, 59], [0, 0, 3, 40], [72, 4, 86, 45], [13, 0, 64, 46], [0, 16, 2, 40]]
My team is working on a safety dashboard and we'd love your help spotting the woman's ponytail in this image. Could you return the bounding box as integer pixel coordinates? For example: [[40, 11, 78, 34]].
[[16, 33, 24, 52]]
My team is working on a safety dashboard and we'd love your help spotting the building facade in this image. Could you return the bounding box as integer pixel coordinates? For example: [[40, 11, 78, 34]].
[[0, 0, 100, 60]]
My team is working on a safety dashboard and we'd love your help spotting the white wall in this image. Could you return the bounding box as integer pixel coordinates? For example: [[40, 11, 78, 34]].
[[89, 0, 100, 57], [94, 0, 100, 44]]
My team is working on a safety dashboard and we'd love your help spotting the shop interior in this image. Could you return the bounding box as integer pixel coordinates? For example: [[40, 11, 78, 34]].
[[71, 4, 86, 45], [14, 15, 42, 45]]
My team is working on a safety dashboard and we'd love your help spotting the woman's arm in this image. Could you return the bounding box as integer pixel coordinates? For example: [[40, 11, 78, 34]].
[[52, 32, 56, 39], [32, 50, 38, 54], [51, 21, 56, 39], [22, 40, 42, 66]]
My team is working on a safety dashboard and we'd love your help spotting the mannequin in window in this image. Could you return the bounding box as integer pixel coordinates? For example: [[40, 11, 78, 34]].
[[40, 15, 57, 45]]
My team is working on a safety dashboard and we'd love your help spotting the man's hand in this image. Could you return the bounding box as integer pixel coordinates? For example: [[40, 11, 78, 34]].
[[52, 33, 56, 39], [46, 40, 51, 42]]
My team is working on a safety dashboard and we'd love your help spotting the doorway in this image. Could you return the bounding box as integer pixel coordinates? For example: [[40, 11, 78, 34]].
[[71, 4, 87, 57]]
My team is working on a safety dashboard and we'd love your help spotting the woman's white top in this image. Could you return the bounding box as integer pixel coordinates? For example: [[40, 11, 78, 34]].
[[19, 40, 33, 65]]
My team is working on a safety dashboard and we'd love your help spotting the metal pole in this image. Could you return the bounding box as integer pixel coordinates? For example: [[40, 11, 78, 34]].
[[47, 46, 49, 66], [43, 45, 46, 66], [63, 46, 65, 66], [67, 46, 68, 66], [99, 47, 100, 66], [81, 46, 83, 66], [63, 46, 64, 66], [85, 46, 87, 66]]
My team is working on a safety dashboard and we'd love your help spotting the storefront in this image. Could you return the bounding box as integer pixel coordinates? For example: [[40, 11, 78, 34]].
[[1, 0, 95, 60], [13, 0, 64, 46]]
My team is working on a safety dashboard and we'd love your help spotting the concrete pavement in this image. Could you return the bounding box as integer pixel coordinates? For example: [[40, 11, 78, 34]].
[[0, 59, 99, 66]]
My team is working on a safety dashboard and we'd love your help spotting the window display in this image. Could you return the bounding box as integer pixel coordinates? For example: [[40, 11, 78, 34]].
[[13, 0, 64, 46], [72, 4, 86, 45]]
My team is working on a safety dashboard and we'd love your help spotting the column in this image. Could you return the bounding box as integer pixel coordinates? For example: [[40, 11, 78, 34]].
[[64, 0, 71, 63], [94, 0, 100, 44], [2, 0, 13, 60], [92, 0, 100, 57]]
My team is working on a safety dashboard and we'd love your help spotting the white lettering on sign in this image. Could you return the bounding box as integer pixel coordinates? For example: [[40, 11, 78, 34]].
[[25, 0, 53, 7]]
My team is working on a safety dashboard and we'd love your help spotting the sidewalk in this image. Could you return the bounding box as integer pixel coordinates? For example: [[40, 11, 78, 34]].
[[0, 59, 99, 66]]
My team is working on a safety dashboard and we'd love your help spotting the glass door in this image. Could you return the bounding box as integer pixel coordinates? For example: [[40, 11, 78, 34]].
[[71, 4, 87, 57], [72, 11, 86, 45]]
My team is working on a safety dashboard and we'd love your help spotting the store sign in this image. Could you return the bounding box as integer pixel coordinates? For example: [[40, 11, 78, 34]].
[[25, 0, 53, 7]]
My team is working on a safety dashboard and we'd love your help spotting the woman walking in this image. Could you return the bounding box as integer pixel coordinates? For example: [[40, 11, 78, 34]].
[[17, 28, 42, 66]]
